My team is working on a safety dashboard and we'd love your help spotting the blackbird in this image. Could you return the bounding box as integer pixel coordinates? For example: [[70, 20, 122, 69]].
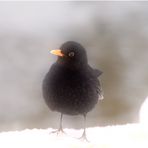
[[42, 41, 103, 140]]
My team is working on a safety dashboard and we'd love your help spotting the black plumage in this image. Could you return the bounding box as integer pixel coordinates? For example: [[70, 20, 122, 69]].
[[42, 41, 103, 140]]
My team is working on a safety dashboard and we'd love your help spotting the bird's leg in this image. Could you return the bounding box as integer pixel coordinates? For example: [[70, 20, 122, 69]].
[[50, 113, 66, 135], [79, 114, 89, 142], [58, 113, 64, 133]]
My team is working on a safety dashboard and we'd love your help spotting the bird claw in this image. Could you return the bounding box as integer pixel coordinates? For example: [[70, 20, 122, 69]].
[[50, 128, 66, 136], [78, 132, 89, 142]]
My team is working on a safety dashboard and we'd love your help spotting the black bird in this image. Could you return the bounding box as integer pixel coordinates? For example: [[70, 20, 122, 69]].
[[42, 41, 103, 140]]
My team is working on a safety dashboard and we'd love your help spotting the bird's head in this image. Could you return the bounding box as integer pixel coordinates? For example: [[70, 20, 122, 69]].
[[50, 41, 88, 68]]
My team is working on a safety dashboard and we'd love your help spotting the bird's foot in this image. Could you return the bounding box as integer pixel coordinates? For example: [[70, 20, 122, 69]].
[[78, 131, 89, 142], [50, 128, 66, 136]]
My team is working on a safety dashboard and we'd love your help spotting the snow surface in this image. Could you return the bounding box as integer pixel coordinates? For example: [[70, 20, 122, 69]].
[[0, 124, 148, 148]]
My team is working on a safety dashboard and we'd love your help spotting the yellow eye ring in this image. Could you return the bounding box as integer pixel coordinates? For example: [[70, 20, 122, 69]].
[[68, 52, 75, 57]]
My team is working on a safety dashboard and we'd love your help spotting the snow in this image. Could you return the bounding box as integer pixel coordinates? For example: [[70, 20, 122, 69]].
[[0, 124, 148, 148]]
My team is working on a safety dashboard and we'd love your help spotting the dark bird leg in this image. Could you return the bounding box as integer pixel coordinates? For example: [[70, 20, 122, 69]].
[[79, 114, 89, 142], [50, 113, 65, 135]]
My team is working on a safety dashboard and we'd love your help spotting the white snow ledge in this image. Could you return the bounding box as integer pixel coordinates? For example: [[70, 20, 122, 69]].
[[0, 124, 148, 148]]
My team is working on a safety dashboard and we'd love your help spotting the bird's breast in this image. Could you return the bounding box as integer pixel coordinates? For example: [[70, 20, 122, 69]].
[[43, 64, 99, 115]]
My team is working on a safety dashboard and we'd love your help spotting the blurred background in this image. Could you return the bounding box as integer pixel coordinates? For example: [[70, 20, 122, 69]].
[[0, 1, 148, 132]]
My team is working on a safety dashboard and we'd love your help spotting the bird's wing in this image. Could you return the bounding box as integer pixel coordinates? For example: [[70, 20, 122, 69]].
[[93, 68, 104, 100], [87, 65, 104, 100], [98, 89, 104, 100], [87, 65, 103, 77], [96, 80, 104, 100], [94, 69, 103, 77]]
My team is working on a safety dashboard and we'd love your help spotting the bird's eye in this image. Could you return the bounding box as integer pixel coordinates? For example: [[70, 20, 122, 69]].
[[68, 52, 75, 57]]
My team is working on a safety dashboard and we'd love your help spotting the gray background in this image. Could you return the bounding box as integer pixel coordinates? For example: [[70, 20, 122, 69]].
[[0, 2, 148, 131]]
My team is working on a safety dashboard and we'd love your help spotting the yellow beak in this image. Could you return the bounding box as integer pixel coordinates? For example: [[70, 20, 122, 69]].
[[50, 49, 64, 57]]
